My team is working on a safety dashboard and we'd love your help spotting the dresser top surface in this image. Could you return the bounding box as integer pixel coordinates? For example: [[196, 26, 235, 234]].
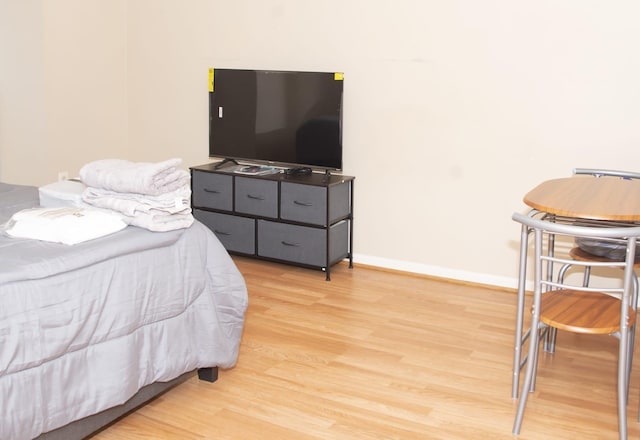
[[191, 163, 354, 187]]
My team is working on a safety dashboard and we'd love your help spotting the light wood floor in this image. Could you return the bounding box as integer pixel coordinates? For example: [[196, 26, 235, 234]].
[[93, 257, 640, 439]]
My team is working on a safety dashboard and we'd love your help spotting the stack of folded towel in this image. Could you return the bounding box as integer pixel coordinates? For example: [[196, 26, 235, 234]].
[[79, 158, 194, 232]]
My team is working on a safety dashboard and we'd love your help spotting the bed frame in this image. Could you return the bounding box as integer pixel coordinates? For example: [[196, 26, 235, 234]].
[[36, 367, 218, 440]]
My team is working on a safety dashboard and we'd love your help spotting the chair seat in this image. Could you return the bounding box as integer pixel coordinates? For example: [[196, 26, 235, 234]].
[[541, 289, 635, 334], [570, 246, 640, 268]]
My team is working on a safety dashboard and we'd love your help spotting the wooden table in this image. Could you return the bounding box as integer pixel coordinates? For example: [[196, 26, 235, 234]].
[[512, 175, 640, 439], [524, 176, 640, 221]]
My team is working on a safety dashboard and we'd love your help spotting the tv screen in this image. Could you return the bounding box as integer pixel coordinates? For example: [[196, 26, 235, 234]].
[[209, 68, 344, 171]]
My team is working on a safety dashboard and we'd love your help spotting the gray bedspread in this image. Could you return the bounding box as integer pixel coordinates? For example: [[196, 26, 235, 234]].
[[0, 183, 248, 440], [0, 182, 39, 223]]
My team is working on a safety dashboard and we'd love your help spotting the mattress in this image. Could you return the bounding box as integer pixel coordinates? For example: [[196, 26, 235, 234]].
[[0, 183, 248, 440]]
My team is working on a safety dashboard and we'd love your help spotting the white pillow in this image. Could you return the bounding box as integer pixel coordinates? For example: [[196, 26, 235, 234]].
[[5, 207, 127, 245]]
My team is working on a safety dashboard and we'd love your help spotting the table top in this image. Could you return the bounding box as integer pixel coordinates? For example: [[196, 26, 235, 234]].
[[524, 176, 640, 222]]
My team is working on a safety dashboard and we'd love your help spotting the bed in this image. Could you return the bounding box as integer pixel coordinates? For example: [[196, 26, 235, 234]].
[[0, 182, 248, 440]]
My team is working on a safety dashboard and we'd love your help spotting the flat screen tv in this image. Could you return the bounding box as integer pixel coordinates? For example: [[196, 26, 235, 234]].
[[209, 68, 344, 171]]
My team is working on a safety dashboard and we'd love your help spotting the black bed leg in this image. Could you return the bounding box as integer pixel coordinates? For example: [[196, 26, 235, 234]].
[[197, 367, 219, 383]]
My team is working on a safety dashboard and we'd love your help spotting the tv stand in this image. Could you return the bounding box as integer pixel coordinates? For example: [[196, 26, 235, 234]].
[[213, 158, 239, 169], [191, 162, 354, 280], [284, 166, 313, 176]]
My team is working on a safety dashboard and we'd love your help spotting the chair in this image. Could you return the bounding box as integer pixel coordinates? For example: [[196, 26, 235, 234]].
[[512, 212, 640, 439]]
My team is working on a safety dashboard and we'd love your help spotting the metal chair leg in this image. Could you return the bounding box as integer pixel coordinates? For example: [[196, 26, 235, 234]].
[[512, 222, 531, 399]]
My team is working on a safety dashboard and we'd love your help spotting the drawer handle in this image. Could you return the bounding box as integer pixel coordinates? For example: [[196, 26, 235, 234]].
[[293, 200, 313, 207], [214, 230, 231, 236], [281, 241, 300, 247], [204, 188, 221, 194], [247, 194, 265, 201]]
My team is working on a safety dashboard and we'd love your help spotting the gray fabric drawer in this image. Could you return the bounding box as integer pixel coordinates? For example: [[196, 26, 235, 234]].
[[280, 181, 350, 226], [235, 177, 278, 218], [194, 209, 255, 254], [192, 171, 233, 211], [257, 220, 348, 267]]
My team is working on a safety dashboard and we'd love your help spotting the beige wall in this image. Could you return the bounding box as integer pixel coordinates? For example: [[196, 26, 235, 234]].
[[2, 0, 640, 288], [0, 0, 128, 185], [42, 0, 129, 175], [0, 0, 46, 181]]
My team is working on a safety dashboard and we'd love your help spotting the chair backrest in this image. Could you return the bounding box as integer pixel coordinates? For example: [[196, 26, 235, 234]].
[[572, 169, 640, 258], [573, 168, 640, 180], [512, 212, 640, 304]]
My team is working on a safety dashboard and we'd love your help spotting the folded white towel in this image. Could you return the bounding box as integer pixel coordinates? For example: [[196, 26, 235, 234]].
[[122, 209, 194, 232], [82, 185, 191, 217], [79, 158, 190, 196], [4, 207, 127, 245]]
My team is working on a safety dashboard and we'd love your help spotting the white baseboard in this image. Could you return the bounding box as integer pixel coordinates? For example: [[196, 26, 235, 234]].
[[352, 253, 519, 290]]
